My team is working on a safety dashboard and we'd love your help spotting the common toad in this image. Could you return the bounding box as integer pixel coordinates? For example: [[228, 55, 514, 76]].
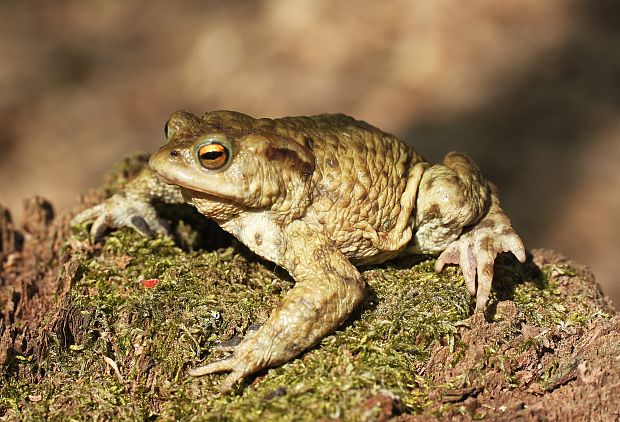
[[72, 110, 525, 391]]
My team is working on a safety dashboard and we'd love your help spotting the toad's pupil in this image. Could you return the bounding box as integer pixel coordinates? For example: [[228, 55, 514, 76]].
[[201, 150, 223, 160]]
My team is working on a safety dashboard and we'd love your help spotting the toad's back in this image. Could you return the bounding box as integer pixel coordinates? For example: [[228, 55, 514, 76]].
[[272, 114, 427, 262]]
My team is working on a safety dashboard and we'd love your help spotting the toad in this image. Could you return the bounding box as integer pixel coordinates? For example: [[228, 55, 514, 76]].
[[72, 110, 525, 391]]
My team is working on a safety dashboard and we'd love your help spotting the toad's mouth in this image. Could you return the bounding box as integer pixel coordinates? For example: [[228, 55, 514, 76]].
[[150, 165, 242, 205], [149, 152, 245, 204], [150, 167, 175, 185]]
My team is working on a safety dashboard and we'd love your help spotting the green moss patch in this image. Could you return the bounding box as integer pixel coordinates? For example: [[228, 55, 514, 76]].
[[0, 156, 613, 420]]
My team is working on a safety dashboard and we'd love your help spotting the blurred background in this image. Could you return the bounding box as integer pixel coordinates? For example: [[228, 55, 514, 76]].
[[0, 0, 618, 307]]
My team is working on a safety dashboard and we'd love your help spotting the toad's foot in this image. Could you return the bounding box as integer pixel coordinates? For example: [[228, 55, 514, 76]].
[[71, 168, 184, 241], [71, 193, 169, 240], [187, 328, 270, 392], [435, 207, 525, 311]]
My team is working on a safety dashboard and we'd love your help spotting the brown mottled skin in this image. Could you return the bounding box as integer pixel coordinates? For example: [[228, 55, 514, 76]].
[[72, 110, 525, 392]]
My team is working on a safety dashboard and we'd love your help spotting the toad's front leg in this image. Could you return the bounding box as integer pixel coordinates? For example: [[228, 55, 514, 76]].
[[71, 168, 185, 239], [188, 220, 365, 392]]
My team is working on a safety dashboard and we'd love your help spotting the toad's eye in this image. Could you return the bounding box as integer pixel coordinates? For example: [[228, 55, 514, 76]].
[[164, 121, 170, 138], [197, 142, 229, 170]]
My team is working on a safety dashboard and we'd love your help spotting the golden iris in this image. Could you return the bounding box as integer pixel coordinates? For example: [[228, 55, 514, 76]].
[[197, 142, 229, 170]]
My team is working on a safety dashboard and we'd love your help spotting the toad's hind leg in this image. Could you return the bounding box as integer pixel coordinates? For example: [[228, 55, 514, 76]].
[[188, 220, 365, 392], [413, 152, 525, 311]]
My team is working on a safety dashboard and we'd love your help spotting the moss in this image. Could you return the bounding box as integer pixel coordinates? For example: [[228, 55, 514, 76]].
[[0, 157, 613, 420], [1, 222, 468, 420], [0, 223, 582, 420]]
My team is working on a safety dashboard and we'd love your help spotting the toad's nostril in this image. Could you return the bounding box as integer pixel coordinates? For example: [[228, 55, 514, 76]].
[[169, 150, 180, 159]]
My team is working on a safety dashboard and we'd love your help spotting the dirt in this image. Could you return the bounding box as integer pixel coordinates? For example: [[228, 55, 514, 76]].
[[0, 163, 618, 420]]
